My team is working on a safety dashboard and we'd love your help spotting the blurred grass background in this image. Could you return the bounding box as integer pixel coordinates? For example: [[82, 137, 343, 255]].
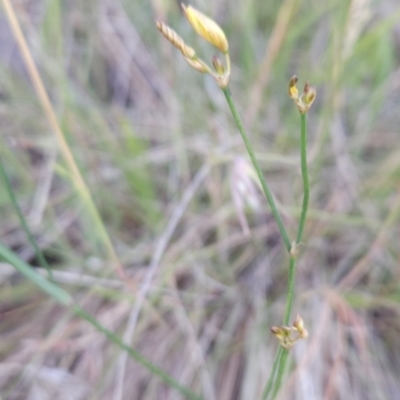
[[0, 0, 400, 399]]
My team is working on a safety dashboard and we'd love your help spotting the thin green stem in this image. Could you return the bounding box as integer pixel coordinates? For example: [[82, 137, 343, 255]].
[[271, 349, 289, 399], [262, 346, 283, 400], [263, 258, 295, 400], [296, 113, 309, 244], [263, 112, 310, 399], [73, 307, 203, 400], [282, 257, 296, 325], [0, 242, 202, 400], [0, 155, 53, 279], [222, 87, 291, 252]]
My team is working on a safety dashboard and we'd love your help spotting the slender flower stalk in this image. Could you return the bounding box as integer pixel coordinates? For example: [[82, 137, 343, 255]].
[[155, 8, 316, 400], [271, 349, 289, 399], [266, 110, 311, 399], [262, 347, 283, 400], [222, 87, 291, 253], [296, 113, 309, 244]]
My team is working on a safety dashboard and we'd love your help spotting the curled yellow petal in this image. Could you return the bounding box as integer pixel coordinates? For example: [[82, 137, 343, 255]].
[[182, 4, 229, 53], [288, 75, 299, 100], [304, 86, 316, 107]]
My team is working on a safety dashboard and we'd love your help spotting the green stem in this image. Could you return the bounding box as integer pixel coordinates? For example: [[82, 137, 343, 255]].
[[73, 307, 203, 400], [281, 114, 308, 326], [271, 349, 289, 399], [282, 257, 296, 325], [263, 113, 310, 399], [264, 259, 295, 400], [296, 113, 309, 244], [222, 87, 291, 252], [0, 155, 53, 279], [262, 346, 283, 400]]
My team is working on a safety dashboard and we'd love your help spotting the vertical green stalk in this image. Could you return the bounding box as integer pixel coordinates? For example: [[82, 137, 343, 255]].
[[222, 87, 291, 253], [268, 112, 309, 399], [0, 155, 53, 279], [296, 113, 309, 244], [271, 349, 289, 399], [221, 88, 309, 400], [262, 346, 283, 400], [282, 257, 296, 325]]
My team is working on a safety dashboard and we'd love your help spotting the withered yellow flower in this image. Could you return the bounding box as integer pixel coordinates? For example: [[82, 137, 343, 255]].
[[288, 75, 299, 100], [182, 5, 229, 53], [303, 86, 316, 107], [288, 75, 316, 113]]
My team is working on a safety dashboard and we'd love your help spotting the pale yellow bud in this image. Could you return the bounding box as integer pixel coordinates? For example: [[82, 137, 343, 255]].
[[271, 326, 284, 340], [212, 55, 225, 75], [293, 313, 304, 332], [182, 5, 229, 53], [299, 328, 309, 339]]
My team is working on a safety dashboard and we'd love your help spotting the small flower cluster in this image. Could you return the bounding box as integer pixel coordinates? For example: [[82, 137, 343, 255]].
[[288, 76, 316, 114], [156, 5, 231, 88], [270, 313, 308, 349]]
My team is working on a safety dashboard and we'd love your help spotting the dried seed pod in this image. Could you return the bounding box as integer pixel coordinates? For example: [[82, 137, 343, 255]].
[[183, 56, 209, 73], [156, 20, 196, 58]]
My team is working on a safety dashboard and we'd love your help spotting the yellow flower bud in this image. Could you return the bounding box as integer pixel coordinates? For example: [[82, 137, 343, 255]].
[[270, 326, 284, 340], [182, 5, 229, 53], [293, 313, 304, 333], [299, 328, 308, 339]]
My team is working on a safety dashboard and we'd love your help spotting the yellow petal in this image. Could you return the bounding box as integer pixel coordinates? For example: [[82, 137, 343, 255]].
[[182, 5, 229, 53], [288, 75, 299, 100]]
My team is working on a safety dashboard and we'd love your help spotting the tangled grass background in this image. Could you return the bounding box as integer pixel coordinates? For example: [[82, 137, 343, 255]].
[[1, 0, 400, 399]]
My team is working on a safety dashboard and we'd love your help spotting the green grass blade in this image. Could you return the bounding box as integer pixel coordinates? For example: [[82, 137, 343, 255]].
[[0, 242, 203, 400], [0, 154, 53, 279]]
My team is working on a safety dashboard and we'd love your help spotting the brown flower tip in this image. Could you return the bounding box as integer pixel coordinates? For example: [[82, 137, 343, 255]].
[[288, 75, 316, 113]]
